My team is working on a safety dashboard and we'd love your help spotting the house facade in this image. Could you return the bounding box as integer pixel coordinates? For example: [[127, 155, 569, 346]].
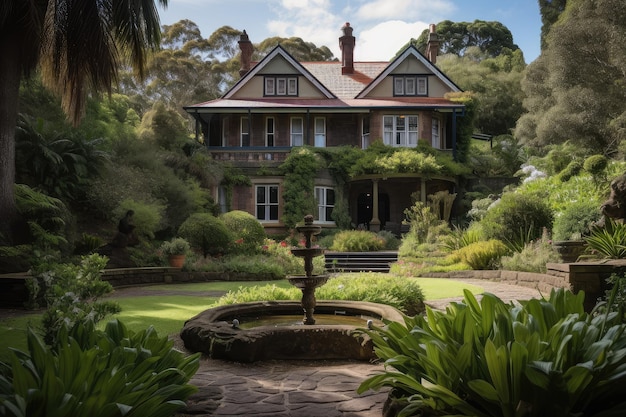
[[184, 23, 465, 235]]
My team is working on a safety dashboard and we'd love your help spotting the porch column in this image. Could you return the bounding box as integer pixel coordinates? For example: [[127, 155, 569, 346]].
[[370, 179, 381, 231], [420, 178, 426, 203]]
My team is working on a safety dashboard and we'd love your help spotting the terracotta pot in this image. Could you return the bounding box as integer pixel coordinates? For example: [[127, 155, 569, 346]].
[[168, 254, 186, 268]]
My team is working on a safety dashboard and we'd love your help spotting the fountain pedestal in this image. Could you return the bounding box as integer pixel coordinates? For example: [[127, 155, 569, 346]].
[[288, 215, 328, 325]]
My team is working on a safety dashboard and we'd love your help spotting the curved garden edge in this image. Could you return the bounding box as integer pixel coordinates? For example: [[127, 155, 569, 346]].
[[2, 259, 625, 312]]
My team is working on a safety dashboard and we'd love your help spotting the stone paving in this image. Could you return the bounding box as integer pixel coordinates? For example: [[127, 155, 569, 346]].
[[178, 279, 544, 417]]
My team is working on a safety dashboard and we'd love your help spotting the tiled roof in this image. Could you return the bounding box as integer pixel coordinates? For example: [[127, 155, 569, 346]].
[[301, 62, 388, 99]]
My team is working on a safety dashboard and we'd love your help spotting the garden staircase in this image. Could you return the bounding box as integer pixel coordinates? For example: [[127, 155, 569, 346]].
[[324, 251, 398, 273]]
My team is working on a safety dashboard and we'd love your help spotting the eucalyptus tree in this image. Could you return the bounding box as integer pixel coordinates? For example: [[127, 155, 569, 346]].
[[408, 20, 520, 59], [516, 0, 626, 155], [0, 0, 167, 243]]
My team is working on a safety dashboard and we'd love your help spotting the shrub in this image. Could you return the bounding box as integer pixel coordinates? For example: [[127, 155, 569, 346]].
[[215, 273, 425, 315], [260, 239, 325, 275], [583, 154, 608, 177], [584, 218, 626, 259], [178, 212, 233, 257], [552, 200, 601, 241], [557, 160, 582, 182], [454, 239, 509, 270], [221, 210, 266, 254], [159, 237, 191, 256], [479, 193, 553, 248], [359, 288, 626, 417], [500, 233, 562, 273], [376, 230, 400, 250], [113, 198, 165, 239], [0, 319, 199, 417], [330, 230, 385, 252], [403, 200, 450, 246], [438, 224, 483, 252], [32, 254, 120, 345]]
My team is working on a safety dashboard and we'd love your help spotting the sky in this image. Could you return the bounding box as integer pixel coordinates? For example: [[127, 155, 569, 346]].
[[158, 0, 542, 64]]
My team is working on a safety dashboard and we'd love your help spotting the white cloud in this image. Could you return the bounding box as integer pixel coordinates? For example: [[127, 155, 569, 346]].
[[356, 20, 429, 61]]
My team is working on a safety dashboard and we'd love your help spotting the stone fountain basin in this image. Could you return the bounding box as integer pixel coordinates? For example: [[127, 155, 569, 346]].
[[180, 300, 404, 362]]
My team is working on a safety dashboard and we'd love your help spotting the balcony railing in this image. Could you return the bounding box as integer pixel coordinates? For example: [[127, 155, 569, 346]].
[[207, 147, 292, 163]]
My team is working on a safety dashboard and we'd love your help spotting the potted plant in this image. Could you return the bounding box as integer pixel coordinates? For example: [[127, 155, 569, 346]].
[[160, 237, 190, 268]]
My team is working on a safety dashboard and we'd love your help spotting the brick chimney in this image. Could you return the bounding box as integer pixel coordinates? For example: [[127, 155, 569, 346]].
[[425, 24, 439, 64], [339, 22, 355, 75], [238, 30, 254, 78]]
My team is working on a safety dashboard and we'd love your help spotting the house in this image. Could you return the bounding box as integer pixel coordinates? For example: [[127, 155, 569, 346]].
[[184, 23, 466, 235]]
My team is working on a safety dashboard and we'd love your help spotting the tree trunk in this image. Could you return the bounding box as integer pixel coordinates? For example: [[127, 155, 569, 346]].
[[0, 34, 22, 244]]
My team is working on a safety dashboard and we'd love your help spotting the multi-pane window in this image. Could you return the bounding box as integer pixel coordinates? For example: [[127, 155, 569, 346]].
[[266, 117, 275, 147], [256, 185, 279, 221], [362, 116, 370, 149], [240, 117, 250, 146], [393, 76, 427, 96], [314, 117, 326, 147], [264, 76, 298, 96], [431, 117, 440, 149], [383, 115, 419, 147], [315, 186, 335, 223], [290, 117, 304, 146]]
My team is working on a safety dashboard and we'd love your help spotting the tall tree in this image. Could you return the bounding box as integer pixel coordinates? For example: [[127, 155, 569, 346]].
[[408, 20, 521, 60], [0, 0, 166, 243], [516, 0, 626, 154], [538, 0, 567, 49]]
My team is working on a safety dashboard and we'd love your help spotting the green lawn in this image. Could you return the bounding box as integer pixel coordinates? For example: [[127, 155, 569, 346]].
[[0, 277, 483, 360]]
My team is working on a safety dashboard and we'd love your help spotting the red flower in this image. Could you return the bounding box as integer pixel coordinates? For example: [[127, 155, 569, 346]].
[[235, 238, 244, 244]]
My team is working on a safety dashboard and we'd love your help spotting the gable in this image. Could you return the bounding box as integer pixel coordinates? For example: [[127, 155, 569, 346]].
[[223, 46, 335, 100], [357, 46, 461, 99]]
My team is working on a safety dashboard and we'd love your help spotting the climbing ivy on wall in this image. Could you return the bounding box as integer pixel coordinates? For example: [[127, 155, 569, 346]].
[[280, 148, 320, 229]]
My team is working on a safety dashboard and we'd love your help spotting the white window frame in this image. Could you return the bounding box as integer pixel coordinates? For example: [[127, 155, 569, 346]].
[[314, 117, 326, 147], [264, 78, 275, 96], [362, 116, 370, 149], [240, 116, 249, 146], [266, 117, 275, 147], [264, 76, 298, 96], [255, 184, 279, 222], [394, 76, 428, 96], [432, 117, 441, 149], [315, 186, 335, 223], [290, 117, 304, 146], [221, 117, 229, 146], [276, 77, 287, 95], [383, 115, 419, 147], [288, 78, 298, 95]]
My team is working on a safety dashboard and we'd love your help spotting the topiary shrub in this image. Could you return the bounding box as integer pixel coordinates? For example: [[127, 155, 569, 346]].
[[178, 213, 233, 257], [479, 193, 553, 249], [553, 200, 601, 241], [454, 239, 509, 270], [221, 210, 266, 254], [330, 230, 385, 252]]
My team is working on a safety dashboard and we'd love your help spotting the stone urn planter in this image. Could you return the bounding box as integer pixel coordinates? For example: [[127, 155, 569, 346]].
[[553, 240, 587, 263]]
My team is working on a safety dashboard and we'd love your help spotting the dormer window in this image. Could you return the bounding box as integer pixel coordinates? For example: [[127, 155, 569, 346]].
[[394, 76, 427, 96], [265, 76, 298, 96]]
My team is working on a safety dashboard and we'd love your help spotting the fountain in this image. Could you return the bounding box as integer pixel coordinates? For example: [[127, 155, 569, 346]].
[[287, 214, 329, 325], [180, 215, 403, 362]]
